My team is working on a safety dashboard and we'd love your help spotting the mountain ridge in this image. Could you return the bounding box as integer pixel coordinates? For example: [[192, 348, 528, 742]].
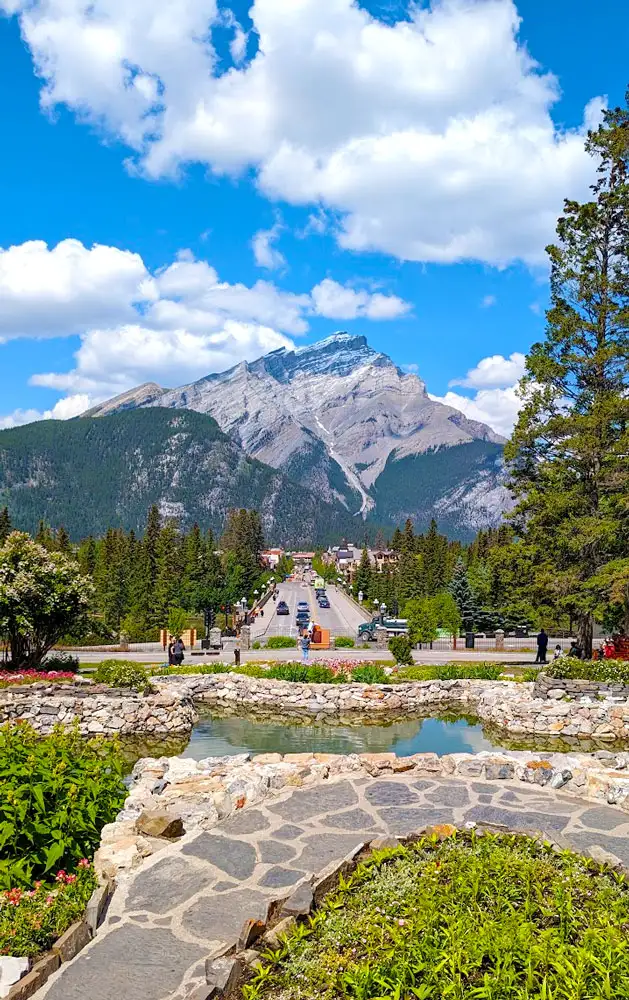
[[86, 332, 510, 533]]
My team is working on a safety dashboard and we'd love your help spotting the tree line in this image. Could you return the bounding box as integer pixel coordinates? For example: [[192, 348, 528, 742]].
[[0, 505, 274, 642]]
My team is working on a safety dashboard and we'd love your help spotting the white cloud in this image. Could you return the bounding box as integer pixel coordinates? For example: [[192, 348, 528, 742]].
[[0, 394, 90, 429], [0, 239, 151, 339], [252, 221, 286, 270], [430, 386, 521, 438], [1, 0, 603, 266], [481, 294, 496, 308], [310, 279, 410, 320], [438, 350, 528, 435], [402, 363, 419, 373], [450, 351, 526, 388], [0, 239, 406, 418]]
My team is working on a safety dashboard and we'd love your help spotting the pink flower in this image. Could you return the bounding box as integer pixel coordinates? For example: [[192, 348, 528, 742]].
[[45, 895, 54, 906], [77, 858, 90, 868], [55, 870, 67, 882], [65, 874, 77, 883]]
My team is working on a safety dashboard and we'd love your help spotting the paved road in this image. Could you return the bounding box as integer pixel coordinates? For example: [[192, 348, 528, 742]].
[[251, 582, 369, 642], [39, 773, 629, 1000]]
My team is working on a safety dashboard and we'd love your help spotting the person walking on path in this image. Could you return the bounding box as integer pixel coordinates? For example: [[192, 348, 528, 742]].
[[535, 628, 549, 664], [167, 639, 176, 666], [300, 631, 311, 662]]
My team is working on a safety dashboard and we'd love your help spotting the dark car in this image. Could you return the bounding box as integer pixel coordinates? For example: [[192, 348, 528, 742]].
[[318, 598, 330, 609], [276, 601, 290, 615], [296, 611, 310, 623]]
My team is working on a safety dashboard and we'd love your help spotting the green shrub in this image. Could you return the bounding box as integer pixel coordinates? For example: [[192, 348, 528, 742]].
[[94, 659, 150, 691], [266, 636, 298, 649], [0, 722, 127, 887], [396, 665, 436, 682], [42, 652, 80, 673], [436, 662, 503, 681], [249, 831, 629, 1000], [150, 662, 231, 677], [234, 664, 268, 679], [351, 664, 389, 684], [521, 667, 541, 682], [166, 606, 188, 637], [0, 863, 98, 958], [334, 636, 355, 648], [267, 663, 335, 684], [388, 635, 414, 666], [252, 641, 262, 650], [545, 657, 629, 683]]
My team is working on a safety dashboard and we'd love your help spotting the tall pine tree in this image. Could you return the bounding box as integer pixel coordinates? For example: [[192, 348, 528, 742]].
[[507, 93, 629, 655]]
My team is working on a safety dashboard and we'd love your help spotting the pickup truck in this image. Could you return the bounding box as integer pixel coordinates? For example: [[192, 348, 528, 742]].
[[357, 618, 408, 641]]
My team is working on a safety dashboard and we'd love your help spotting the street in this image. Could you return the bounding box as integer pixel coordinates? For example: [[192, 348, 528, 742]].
[[250, 580, 368, 641]]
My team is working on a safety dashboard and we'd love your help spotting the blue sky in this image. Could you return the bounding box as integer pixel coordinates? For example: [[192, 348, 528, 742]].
[[0, 0, 627, 435]]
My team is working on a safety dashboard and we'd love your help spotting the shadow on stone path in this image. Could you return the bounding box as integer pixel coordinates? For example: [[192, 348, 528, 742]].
[[38, 775, 629, 1000]]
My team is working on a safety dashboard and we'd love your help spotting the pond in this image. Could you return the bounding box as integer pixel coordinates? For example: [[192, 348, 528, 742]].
[[120, 705, 629, 767]]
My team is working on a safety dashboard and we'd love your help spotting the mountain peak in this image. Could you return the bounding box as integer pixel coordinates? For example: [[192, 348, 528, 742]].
[[254, 331, 382, 382]]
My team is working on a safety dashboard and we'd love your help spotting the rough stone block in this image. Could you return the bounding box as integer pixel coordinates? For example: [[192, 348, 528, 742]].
[[262, 916, 296, 949], [549, 770, 572, 789], [85, 879, 113, 936], [238, 918, 267, 950], [135, 809, 185, 840], [280, 882, 314, 918], [205, 957, 242, 994], [485, 762, 515, 780], [369, 837, 400, 851], [51, 920, 91, 963], [6, 953, 58, 1000]]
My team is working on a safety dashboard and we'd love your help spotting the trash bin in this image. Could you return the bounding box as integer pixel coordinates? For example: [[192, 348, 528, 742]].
[[465, 632, 475, 649]]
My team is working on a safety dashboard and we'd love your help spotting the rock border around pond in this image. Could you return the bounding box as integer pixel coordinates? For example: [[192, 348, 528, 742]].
[[157, 671, 629, 741]]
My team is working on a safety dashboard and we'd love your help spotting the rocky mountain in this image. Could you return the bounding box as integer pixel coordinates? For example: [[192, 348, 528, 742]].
[[88, 334, 511, 536], [0, 408, 359, 544]]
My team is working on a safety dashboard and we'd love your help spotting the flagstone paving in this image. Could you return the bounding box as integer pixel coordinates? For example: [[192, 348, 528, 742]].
[[39, 774, 629, 1000]]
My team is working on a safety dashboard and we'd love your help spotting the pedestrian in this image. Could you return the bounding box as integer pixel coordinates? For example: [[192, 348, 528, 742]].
[[300, 631, 311, 662], [568, 641, 583, 659], [173, 635, 185, 666], [260, 608, 264, 618], [167, 639, 175, 666], [552, 644, 564, 661], [535, 628, 549, 664]]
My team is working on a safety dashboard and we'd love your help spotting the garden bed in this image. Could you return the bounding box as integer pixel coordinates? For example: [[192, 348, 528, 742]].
[[239, 828, 629, 1000]]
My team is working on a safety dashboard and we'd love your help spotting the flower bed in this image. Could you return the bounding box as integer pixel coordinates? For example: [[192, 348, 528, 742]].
[[243, 829, 629, 1000], [546, 657, 629, 684], [0, 863, 97, 958], [0, 670, 76, 688]]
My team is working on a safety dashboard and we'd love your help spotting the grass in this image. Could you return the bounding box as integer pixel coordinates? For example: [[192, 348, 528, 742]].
[[245, 830, 629, 1000]]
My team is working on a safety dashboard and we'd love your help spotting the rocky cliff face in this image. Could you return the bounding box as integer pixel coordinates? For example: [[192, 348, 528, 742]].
[[87, 333, 512, 536]]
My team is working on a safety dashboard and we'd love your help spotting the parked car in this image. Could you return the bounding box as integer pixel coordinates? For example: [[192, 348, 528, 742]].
[[276, 601, 290, 615]]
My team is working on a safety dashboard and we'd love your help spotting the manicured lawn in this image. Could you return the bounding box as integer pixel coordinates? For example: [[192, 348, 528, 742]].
[[245, 831, 629, 1000]]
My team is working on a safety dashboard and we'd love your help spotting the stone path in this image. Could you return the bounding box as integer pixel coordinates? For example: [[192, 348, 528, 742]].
[[39, 774, 629, 1000]]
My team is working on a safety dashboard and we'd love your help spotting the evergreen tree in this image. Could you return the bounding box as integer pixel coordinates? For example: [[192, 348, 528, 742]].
[[374, 528, 387, 551], [402, 518, 416, 553], [448, 558, 478, 632], [78, 535, 97, 577], [396, 550, 425, 603], [507, 93, 629, 655], [152, 521, 182, 624], [420, 519, 449, 596], [55, 525, 71, 555], [353, 547, 372, 599], [0, 507, 11, 544], [95, 529, 128, 632], [390, 527, 403, 552], [34, 520, 54, 549]]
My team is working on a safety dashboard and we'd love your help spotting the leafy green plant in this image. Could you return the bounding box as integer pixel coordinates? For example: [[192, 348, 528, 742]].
[[94, 659, 150, 691], [166, 606, 189, 637], [267, 663, 336, 684], [234, 663, 268, 679], [150, 661, 231, 677], [0, 722, 127, 887], [42, 652, 80, 673], [435, 662, 503, 681], [252, 641, 262, 650], [546, 657, 629, 684], [266, 636, 298, 649], [0, 863, 98, 957], [388, 634, 414, 665], [249, 831, 629, 1000], [351, 664, 388, 684], [334, 637, 355, 648]]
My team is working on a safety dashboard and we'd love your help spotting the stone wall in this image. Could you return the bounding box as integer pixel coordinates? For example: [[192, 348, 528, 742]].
[[157, 671, 629, 741], [0, 684, 196, 735], [534, 672, 629, 701]]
